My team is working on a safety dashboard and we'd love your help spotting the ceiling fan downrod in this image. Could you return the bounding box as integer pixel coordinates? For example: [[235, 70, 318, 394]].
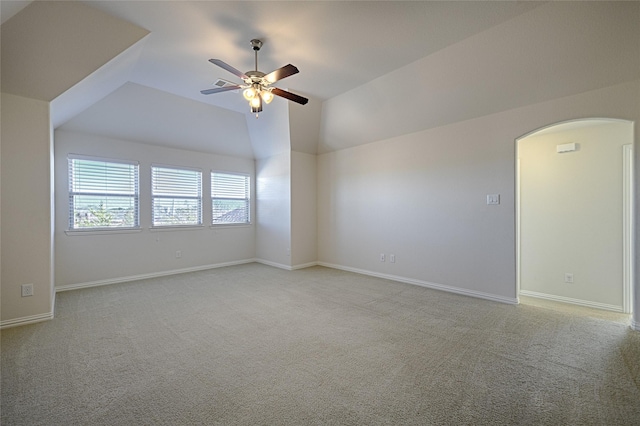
[[251, 39, 262, 71]]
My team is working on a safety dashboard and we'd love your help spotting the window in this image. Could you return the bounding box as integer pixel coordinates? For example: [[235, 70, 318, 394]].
[[211, 172, 250, 225], [152, 166, 202, 226], [68, 156, 139, 230]]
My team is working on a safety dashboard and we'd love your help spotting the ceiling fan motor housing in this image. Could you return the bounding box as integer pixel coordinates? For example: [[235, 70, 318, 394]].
[[245, 71, 266, 82]]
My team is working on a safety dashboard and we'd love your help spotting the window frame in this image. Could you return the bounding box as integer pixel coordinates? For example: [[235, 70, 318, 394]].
[[151, 164, 203, 228], [67, 154, 140, 232], [211, 171, 251, 226]]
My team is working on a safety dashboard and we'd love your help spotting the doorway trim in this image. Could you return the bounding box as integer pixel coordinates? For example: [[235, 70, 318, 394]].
[[516, 118, 634, 315], [623, 143, 634, 314]]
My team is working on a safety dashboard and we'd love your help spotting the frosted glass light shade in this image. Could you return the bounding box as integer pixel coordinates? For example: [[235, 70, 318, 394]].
[[243, 87, 256, 100], [261, 90, 274, 104]]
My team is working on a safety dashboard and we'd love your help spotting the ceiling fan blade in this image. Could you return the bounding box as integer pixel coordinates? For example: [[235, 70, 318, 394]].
[[271, 87, 308, 105], [200, 85, 242, 95], [264, 64, 299, 84], [208, 59, 248, 80]]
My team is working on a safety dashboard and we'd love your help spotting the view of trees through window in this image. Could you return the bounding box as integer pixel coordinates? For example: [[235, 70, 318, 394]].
[[69, 158, 139, 229], [69, 158, 250, 230]]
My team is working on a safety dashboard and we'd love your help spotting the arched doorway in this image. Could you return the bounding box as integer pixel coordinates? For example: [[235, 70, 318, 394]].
[[516, 118, 634, 315]]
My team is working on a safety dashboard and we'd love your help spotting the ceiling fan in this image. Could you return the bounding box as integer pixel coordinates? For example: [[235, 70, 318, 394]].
[[201, 39, 308, 117]]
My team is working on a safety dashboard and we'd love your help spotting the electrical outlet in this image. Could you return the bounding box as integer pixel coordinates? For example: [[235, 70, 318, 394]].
[[390, 254, 396, 263], [564, 273, 574, 283], [486, 194, 500, 205], [175, 250, 182, 259], [380, 254, 385, 262], [21, 284, 34, 297]]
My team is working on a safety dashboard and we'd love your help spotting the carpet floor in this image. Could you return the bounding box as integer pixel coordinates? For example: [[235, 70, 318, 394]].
[[2, 263, 639, 425]]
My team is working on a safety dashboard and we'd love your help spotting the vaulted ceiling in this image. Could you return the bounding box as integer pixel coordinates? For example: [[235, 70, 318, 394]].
[[2, 1, 638, 158]]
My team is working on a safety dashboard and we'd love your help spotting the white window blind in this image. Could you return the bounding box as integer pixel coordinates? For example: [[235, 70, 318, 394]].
[[152, 166, 202, 226], [68, 156, 139, 230], [211, 172, 250, 225]]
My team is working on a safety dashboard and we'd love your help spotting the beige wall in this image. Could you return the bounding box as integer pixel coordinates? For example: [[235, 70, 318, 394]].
[[519, 121, 633, 310], [255, 152, 292, 268], [255, 150, 317, 270], [1, 93, 54, 325], [317, 80, 640, 306], [291, 151, 318, 267], [54, 130, 256, 288]]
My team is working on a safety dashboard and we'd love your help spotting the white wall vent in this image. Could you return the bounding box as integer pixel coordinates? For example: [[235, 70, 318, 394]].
[[557, 142, 577, 153], [213, 79, 238, 88]]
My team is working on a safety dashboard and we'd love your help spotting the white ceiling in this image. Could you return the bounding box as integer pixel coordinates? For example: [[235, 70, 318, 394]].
[[0, 0, 30, 24], [318, 1, 640, 152], [2, 1, 639, 157], [58, 82, 254, 158], [76, 1, 541, 109]]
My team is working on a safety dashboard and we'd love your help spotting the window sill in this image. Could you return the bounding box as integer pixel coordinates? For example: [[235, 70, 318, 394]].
[[210, 223, 252, 229], [65, 228, 142, 236], [149, 225, 205, 232]]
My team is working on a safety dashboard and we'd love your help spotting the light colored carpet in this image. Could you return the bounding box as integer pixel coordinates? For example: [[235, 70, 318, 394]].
[[2, 263, 639, 425]]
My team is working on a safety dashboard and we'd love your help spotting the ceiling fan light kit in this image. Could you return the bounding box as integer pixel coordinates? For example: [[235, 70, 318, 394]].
[[201, 39, 308, 117]]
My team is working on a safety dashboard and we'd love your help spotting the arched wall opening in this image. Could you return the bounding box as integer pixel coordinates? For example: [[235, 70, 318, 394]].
[[516, 118, 634, 318]]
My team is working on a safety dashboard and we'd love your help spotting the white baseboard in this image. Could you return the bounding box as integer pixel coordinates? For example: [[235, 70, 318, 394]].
[[254, 259, 318, 271], [631, 317, 639, 331], [292, 261, 319, 270], [254, 259, 293, 270], [55, 258, 256, 292], [519, 290, 624, 313], [1, 311, 54, 329], [317, 262, 518, 305], [254, 259, 319, 271]]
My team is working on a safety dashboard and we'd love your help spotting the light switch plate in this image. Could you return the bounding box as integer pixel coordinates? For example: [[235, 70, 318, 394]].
[[487, 194, 500, 205]]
